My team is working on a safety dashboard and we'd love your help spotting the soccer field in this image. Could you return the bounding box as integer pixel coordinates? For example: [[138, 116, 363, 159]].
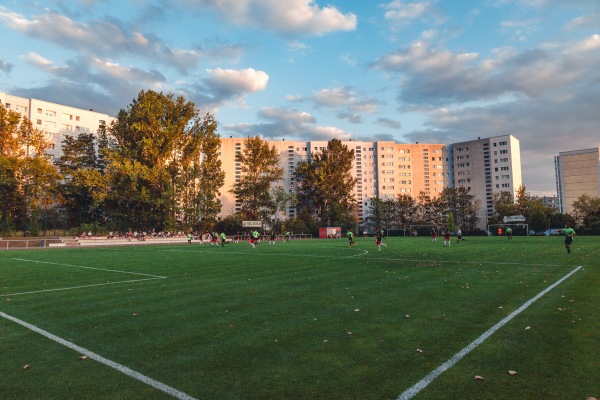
[[1, 236, 599, 400]]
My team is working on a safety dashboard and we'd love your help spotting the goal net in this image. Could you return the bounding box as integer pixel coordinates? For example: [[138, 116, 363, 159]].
[[409, 224, 441, 237], [487, 223, 529, 236]]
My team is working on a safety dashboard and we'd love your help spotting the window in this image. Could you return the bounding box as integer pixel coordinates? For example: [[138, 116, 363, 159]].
[[500, 150, 508, 154], [37, 119, 42, 125], [37, 108, 43, 114], [46, 110, 56, 117]]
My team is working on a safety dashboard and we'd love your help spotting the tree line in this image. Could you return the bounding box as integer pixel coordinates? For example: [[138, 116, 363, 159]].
[[2, 90, 598, 237]]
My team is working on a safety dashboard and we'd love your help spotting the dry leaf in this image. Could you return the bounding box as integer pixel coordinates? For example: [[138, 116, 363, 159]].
[[405, 314, 410, 318], [416, 349, 423, 353], [498, 306, 503, 309], [79, 355, 88, 360], [569, 300, 574, 303], [585, 397, 597, 400], [347, 332, 353, 335], [508, 370, 517, 376], [354, 309, 360, 312], [474, 375, 485, 381], [132, 313, 139, 316], [23, 364, 30, 370], [525, 326, 531, 330]]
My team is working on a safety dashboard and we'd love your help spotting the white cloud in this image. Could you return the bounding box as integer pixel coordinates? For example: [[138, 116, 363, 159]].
[[184, 0, 356, 36], [257, 107, 316, 124], [205, 67, 269, 96]]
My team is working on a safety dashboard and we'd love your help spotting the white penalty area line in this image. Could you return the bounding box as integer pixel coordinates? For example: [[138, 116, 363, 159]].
[[397, 265, 583, 400], [2, 258, 166, 297], [0, 311, 197, 400]]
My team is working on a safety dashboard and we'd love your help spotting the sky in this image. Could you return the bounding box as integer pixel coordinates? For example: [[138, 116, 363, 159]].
[[1, 0, 599, 196]]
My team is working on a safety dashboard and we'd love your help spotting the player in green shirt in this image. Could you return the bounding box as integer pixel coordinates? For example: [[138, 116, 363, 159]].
[[506, 227, 512, 240], [563, 224, 576, 256], [347, 231, 356, 247], [220, 232, 227, 247]]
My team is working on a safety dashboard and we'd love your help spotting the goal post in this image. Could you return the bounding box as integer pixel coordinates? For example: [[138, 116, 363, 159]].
[[408, 224, 441, 237], [487, 223, 529, 236]]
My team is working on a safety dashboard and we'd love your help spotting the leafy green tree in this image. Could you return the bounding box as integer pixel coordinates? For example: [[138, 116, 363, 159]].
[[441, 187, 479, 231], [417, 191, 445, 225], [0, 105, 60, 235], [107, 90, 221, 231], [295, 139, 357, 228], [394, 194, 418, 227], [571, 194, 600, 227], [492, 191, 519, 222], [231, 136, 284, 221]]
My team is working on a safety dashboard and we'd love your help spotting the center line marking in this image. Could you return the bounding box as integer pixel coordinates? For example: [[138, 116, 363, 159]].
[[397, 265, 583, 400]]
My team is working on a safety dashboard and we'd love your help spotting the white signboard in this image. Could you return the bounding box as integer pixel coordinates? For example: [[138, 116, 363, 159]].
[[242, 221, 262, 227], [503, 215, 526, 223]]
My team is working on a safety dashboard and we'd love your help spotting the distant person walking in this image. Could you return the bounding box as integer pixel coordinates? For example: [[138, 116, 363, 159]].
[[563, 224, 576, 256], [506, 227, 513, 240], [376, 229, 386, 251]]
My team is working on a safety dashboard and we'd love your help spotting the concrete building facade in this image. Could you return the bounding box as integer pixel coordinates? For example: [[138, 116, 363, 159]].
[[1, 91, 114, 160], [445, 135, 522, 227], [554, 148, 600, 214], [3, 92, 523, 228]]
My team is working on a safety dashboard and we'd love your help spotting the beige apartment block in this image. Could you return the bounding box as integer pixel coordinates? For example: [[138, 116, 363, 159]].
[[217, 138, 447, 223], [1, 91, 114, 159], [555, 148, 600, 214], [446, 134, 522, 228]]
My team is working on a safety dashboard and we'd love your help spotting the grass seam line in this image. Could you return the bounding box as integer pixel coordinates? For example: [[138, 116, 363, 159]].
[[397, 265, 583, 400], [0, 277, 164, 297], [0, 311, 198, 400], [11, 258, 166, 278]]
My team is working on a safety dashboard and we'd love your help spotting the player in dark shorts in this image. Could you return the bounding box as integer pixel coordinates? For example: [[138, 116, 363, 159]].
[[563, 224, 576, 255]]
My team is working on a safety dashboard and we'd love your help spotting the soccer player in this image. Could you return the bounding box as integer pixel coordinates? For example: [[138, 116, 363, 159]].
[[347, 231, 356, 247], [220, 232, 227, 247], [443, 227, 451, 247], [498, 227, 503, 236], [376, 229, 386, 251], [506, 226, 513, 240], [563, 223, 576, 256], [430, 227, 438, 242], [250, 230, 260, 248], [269, 231, 276, 245], [187, 232, 192, 244], [456, 227, 463, 244]]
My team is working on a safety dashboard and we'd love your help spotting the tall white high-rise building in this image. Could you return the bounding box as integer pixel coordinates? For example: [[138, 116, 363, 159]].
[[446, 135, 522, 227], [1, 91, 114, 159], [555, 148, 600, 214]]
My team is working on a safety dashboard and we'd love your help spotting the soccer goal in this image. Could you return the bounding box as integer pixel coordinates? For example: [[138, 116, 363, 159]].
[[385, 228, 410, 237], [488, 223, 529, 236], [409, 224, 440, 237]]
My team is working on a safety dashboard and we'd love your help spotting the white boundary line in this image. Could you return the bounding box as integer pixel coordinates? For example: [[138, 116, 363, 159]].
[[0, 311, 197, 400], [2, 258, 166, 297], [161, 248, 370, 258], [397, 265, 583, 400]]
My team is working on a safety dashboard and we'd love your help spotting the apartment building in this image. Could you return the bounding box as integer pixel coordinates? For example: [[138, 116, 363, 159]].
[[0, 91, 114, 159], [554, 148, 600, 214], [217, 138, 447, 222], [446, 135, 522, 227], [2, 93, 523, 227]]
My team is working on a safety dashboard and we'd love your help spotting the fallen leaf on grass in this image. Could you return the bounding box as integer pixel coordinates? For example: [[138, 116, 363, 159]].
[[474, 375, 485, 381], [405, 314, 410, 318], [347, 332, 353, 335], [23, 365, 30, 370], [569, 299, 574, 303], [508, 370, 517, 376], [354, 309, 360, 312], [525, 326, 531, 330], [498, 306, 503, 309], [132, 313, 139, 316], [585, 397, 597, 400], [79, 356, 88, 360], [416, 349, 423, 353]]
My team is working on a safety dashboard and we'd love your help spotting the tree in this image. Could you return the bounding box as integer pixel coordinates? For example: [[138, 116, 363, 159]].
[[492, 191, 518, 222], [394, 194, 418, 227], [0, 104, 60, 235], [106, 90, 221, 231], [571, 194, 600, 226], [417, 191, 444, 225], [295, 139, 357, 229], [230, 136, 284, 221], [441, 187, 479, 231]]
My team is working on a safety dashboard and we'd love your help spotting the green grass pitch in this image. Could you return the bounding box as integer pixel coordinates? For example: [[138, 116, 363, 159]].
[[1, 236, 599, 400]]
